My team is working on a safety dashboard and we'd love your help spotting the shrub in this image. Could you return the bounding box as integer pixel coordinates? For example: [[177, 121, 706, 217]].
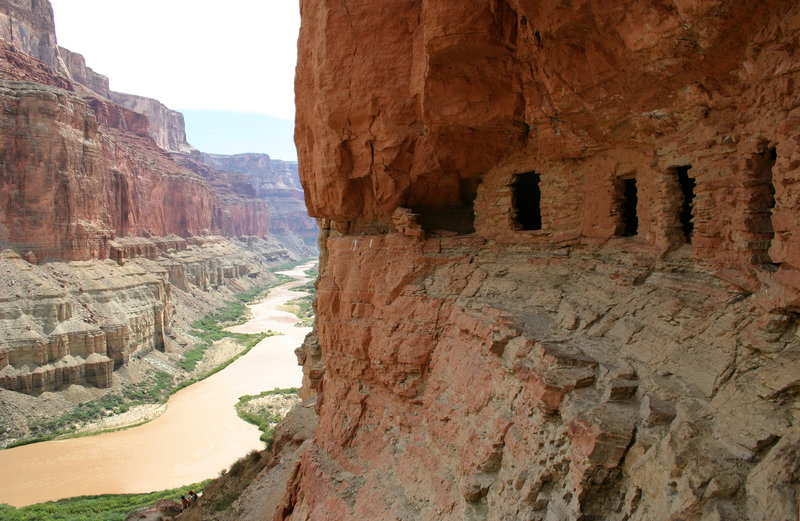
[[0, 480, 210, 521], [234, 388, 300, 450]]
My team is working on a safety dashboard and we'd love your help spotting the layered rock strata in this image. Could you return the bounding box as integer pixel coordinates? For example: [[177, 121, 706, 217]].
[[109, 91, 193, 153], [0, 43, 269, 261], [0, 248, 166, 393], [181, 151, 318, 246], [58, 46, 110, 98], [0, 0, 60, 71], [46, 1, 313, 247], [0, 236, 299, 395], [173, 154, 271, 239], [55, 46, 192, 153], [284, 1, 800, 520], [0, 0, 304, 395]]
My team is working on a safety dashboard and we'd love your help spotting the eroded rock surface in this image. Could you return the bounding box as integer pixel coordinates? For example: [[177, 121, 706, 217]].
[[58, 46, 110, 98], [283, 1, 800, 520], [110, 91, 194, 153], [0, 236, 299, 396], [0, 0, 311, 400], [0, 42, 269, 260], [0, 0, 60, 71], [181, 152, 318, 247]]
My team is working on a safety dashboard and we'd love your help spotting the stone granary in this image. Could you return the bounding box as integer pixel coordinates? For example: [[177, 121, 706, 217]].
[[282, 0, 800, 520]]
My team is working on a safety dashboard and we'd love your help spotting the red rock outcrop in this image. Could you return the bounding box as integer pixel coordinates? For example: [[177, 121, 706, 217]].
[[0, 0, 61, 72], [58, 46, 110, 98], [57, 47, 192, 154], [109, 91, 193, 153], [0, 43, 270, 260], [0, 39, 69, 88], [0, 0, 302, 397], [174, 154, 271, 239], [284, 1, 800, 520], [183, 152, 318, 246]]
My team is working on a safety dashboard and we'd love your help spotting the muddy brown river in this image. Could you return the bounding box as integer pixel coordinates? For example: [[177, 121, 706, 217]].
[[0, 262, 314, 507]]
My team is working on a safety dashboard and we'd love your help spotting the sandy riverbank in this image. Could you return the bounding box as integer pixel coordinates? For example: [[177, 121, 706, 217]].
[[0, 260, 316, 507]]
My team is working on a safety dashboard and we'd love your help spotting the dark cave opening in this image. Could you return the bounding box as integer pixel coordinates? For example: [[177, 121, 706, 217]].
[[412, 177, 479, 235], [512, 171, 542, 231], [749, 145, 778, 264], [674, 166, 695, 242], [620, 178, 638, 237]]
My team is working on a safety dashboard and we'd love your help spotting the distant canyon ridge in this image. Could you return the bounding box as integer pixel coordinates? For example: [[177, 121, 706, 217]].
[[0, 0, 315, 397], [0, 0, 316, 260]]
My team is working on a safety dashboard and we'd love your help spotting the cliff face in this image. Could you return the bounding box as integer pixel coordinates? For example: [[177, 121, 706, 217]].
[[51, 16, 312, 246], [0, 42, 270, 260], [285, 1, 800, 520], [173, 153, 271, 239], [0, 0, 282, 395], [184, 152, 318, 245], [0, 0, 60, 71], [58, 46, 110, 98], [109, 91, 194, 153], [55, 45, 193, 154], [0, 235, 299, 396]]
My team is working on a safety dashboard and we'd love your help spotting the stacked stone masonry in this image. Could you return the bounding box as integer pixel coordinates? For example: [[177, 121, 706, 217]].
[[285, 1, 800, 520]]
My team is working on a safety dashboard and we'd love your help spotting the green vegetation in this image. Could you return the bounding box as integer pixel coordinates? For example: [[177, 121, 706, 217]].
[[0, 480, 209, 521], [269, 258, 318, 284], [7, 284, 279, 448], [182, 282, 282, 372], [203, 449, 270, 512], [174, 331, 270, 393], [268, 263, 300, 286], [3, 261, 315, 449], [278, 295, 315, 327], [235, 388, 300, 449], [278, 276, 317, 327], [206, 489, 241, 512], [10, 371, 177, 449]]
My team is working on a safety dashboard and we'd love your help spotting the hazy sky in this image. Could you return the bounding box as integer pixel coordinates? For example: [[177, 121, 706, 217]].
[[49, 1, 301, 120]]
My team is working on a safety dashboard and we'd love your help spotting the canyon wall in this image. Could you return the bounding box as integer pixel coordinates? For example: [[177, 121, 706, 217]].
[[283, 1, 800, 520], [0, 0, 292, 395], [185, 152, 318, 246], [0, 0, 60, 71], [0, 41, 270, 261], [56, 44, 192, 154], [109, 91, 194, 153], [0, 235, 298, 395], [58, 46, 110, 98], [173, 153, 272, 239], [56, 38, 316, 247], [49, 10, 315, 248]]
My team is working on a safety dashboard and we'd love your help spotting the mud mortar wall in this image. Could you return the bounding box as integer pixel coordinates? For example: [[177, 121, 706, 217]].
[[285, 1, 800, 520]]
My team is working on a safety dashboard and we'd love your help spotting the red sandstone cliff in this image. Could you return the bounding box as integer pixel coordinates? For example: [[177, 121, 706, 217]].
[[0, 41, 270, 260], [0, 0, 280, 395], [283, 1, 800, 520], [173, 154, 271, 239], [58, 46, 110, 98], [109, 91, 194, 153], [56, 46, 193, 154], [0, 0, 61, 72], [181, 151, 318, 246], [55, 38, 314, 248]]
